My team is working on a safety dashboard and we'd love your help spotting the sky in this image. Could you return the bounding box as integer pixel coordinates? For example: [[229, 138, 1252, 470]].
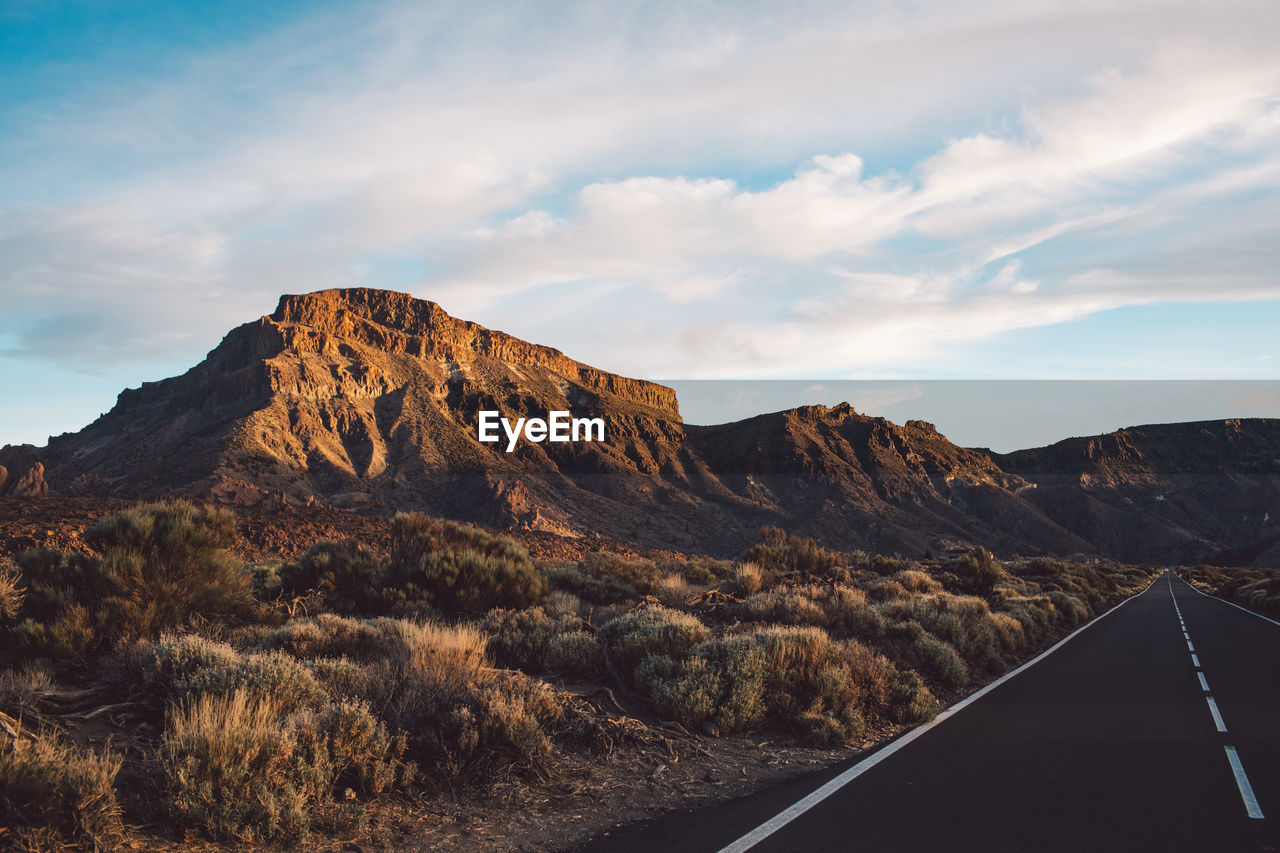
[[2, 0, 1279, 449]]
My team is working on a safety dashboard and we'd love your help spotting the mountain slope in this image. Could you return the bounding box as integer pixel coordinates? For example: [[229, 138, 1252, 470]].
[[8, 288, 1279, 563]]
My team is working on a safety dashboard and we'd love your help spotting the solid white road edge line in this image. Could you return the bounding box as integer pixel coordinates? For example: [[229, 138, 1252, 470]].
[[1174, 577, 1280, 628], [715, 575, 1162, 853], [1206, 697, 1228, 733], [1225, 745, 1265, 820]]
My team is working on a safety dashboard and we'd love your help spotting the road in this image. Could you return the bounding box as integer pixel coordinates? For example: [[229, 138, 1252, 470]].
[[578, 572, 1280, 852]]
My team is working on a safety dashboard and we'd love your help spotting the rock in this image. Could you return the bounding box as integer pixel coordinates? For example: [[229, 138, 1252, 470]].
[[700, 721, 720, 738], [0, 466, 7, 493], [10, 462, 48, 499]]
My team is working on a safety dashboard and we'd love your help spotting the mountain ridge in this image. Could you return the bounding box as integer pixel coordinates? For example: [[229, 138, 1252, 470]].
[[4, 287, 1278, 564]]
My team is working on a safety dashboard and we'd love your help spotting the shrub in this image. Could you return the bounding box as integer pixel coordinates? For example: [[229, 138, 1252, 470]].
[[907, 634, 968, 691], [484, 607, 583, 672], [887, 670, 937, 724], [950, 547, 1003, 591], [895, 570, 942, 594], [870, 555, 906, 576], [163, 691, 327, 843], [596, 606, 710, 683], [383, 514, 544, 615], [637, 636, 768, 732], [373, 664, 564, 781], [0, 557, 22, 623], [0, 726, 123, 851], [732, 562, 765, 595], [179, 650, 328, 714], [543, 631, 602, 676], [6, 502, 254, 665], [545, 563, 637, 605], [300, 699, 415, 797], [741, 528, 845, 579], [279, 539, 384, 615]]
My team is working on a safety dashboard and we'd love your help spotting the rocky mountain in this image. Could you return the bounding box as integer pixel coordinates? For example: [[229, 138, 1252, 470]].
[[4, 287, 1278, 564]]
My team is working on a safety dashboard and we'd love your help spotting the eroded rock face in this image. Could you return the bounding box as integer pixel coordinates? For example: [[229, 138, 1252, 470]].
[[6, 286, 1279, 562]]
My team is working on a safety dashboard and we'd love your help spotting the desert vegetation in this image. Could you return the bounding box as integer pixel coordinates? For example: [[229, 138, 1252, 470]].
[[0, 501, 1157, 849], [1182, 565, 1280, 619]]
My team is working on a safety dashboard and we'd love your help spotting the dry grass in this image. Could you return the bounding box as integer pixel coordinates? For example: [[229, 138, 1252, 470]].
[[0, 724, 123, 851]]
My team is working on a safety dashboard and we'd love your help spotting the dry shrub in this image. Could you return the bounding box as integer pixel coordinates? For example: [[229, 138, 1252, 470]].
[[988, 611, 1026, 654], [868, 579, 908, 602], [736, 585, 826, 628], [179, 650, 328, 714], [543, 631, 602, 676], [0, 725, 123, 851], [372, 664, 564, 782], [740, 527, 845, 580], [637, 635, 768, 732], [484, 607, 584, 672], [652, 572, 698, 606], [162, 690, 411, 843], [6, 501, 254, 666], [597, 605, 710, 683], [732, 562, 765, 595], [0, 557, 23, 623], [0, 665, 54, 717], [279, 539, 384, 615], [383, 513, 544, 615], [887, 670, 937, 723], [894, 569, 942, 595]]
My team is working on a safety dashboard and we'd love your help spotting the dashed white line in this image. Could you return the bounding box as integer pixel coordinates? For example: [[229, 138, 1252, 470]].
[[1206, 697, 1228, 732], [1225, 746, 1266, 819], [1187, 640, 1195, 652], [1191, 654, 1201, 667], [1198, 672, 1210, 692]]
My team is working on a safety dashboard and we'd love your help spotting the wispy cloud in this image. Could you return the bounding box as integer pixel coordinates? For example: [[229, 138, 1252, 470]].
[[1, 0, 1278, 388]]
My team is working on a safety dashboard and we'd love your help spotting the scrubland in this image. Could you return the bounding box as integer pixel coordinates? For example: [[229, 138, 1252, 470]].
[[0, 502, 1156, 850], [1182, 565, 1280, 619]]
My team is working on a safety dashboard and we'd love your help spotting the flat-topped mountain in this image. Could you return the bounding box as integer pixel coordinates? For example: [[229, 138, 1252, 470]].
[[5, 288, 1278, 563]]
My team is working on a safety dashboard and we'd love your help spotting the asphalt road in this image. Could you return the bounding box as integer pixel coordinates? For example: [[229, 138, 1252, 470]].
[[579, 572, 1280, 852]]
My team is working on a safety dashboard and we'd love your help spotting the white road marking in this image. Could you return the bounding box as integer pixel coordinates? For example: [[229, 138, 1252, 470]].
[[1187, 640, 1195, 652], [1206, 697, 1228, 732], [1198, 672, 1210, 692], [715, 576, 1162, 853], [1183, 632, 1190, 640], [1175, 577, 1280, 628], [1225, 746, 1265, 819], [1192, 654, 1201, 667]]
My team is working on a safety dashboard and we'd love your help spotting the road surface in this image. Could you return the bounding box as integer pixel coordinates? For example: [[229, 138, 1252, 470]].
[[578, 572, 1280, 852]]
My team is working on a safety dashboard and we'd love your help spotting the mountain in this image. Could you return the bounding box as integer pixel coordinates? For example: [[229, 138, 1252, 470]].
[[4, 287, 1279, 564]]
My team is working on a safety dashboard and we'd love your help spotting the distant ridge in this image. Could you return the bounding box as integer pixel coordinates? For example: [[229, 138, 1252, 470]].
[[4, 288, 1278, 564]]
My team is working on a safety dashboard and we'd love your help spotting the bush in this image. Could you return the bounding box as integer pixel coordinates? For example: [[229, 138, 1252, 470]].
[[5, 501, 254, 665], [895, 570, 942, 594], [950, 547, 1003, 591], [596, 606, 710, 683], [741, 528, 845, 579], [179, 650, 328, 714], [279, 539, 384, 614], [637, 635, 768, 732], [483, 607, 582, 672], [164, 691, 325, 843], [0, 557, 22, 623], [0, 726, 123, 851], [383, 514, 545, 615], [887, 670, 937, 724]]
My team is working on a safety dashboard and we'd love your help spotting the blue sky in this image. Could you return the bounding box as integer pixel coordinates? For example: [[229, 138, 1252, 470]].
[[2, 0, 1279, 448]]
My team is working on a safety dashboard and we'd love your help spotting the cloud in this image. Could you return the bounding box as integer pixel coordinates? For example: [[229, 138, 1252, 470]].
[[1, 0, 1279, 387]]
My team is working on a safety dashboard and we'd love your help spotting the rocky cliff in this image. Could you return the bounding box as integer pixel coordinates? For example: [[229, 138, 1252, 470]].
[[4, 288, 1278, 563]]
